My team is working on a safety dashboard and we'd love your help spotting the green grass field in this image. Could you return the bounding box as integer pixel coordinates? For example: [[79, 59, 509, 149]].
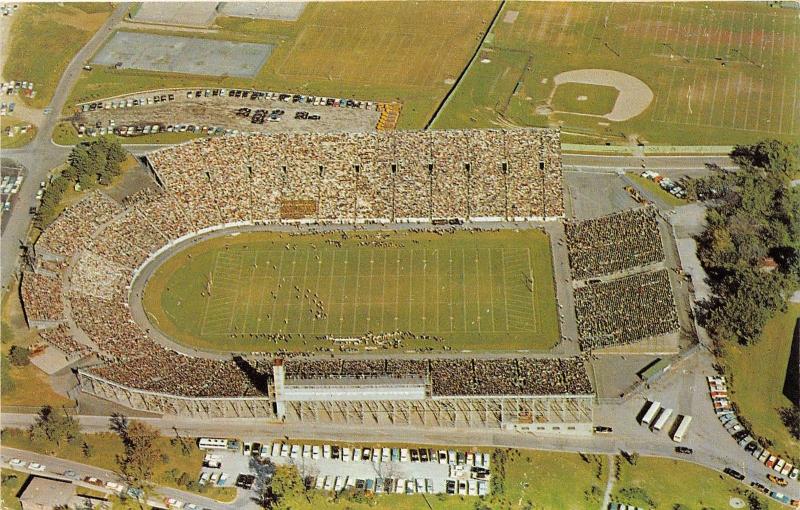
[[723, 303, 800, 459], [435, 2, 800, 145], [143, 229, 559, 353], [66, 2, 498, 128], [551, 83, 619, 116], [2, 3, 113, 109], [612, 456, 781, 509], [0, 117, 37, 149]]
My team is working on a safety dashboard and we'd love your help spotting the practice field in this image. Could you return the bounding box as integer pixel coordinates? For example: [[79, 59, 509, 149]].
[[68, 2, 497, 128], [436, 1, 800, 145], [143, 230, 559, 353]]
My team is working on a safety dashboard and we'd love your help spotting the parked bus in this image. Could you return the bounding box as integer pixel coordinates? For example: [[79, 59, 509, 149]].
[[651, 407, 673, 432], [641, 400, 661, 426], [672, 415, 693, 442], [198, 438, 229, 450]]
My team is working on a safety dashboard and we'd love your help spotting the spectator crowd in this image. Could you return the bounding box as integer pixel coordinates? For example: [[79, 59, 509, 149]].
[[565, 207, 664, 280], [574, 269, 680, 350]]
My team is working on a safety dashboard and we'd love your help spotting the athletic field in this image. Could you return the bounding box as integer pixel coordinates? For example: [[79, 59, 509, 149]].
[[436, 1, 800, 145], [143, 230, 559, 352]]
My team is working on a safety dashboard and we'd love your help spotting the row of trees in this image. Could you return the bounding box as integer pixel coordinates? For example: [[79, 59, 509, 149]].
[[694, 140, 799, 345], [36, 136, 127, 229]]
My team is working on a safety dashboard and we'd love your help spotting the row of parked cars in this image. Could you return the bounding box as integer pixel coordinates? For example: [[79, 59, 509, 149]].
[[185, 87, 376, 111], [708, 376, 800, 507], [1, 79, 34, 97], [640, 170, 687, 199], [76, 122, 245, 138], [258, 441, 491, 468], [80, 92, 176, 112]]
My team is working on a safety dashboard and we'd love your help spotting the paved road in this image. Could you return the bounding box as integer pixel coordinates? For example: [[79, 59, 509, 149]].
[[0, 3, 130, 290], [0, 446, 251, 509]]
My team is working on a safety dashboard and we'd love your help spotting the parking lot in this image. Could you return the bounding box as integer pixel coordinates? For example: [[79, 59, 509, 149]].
[[73, 88, 381, 137], [199, 441, 491, 497]]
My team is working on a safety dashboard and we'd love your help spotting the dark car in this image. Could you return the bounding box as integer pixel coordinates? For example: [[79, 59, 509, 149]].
[[723, 468, 745, 481], [446, 480, 456, 494], [675, 446, 693, 455]]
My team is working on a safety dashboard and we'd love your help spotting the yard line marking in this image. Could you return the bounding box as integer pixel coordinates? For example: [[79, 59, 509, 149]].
[[708, 68, 719, 122], [407, 248, 414, 331], [240, 252, 257, 333], [488, 248, 497, 331], [755, 73, 766, 132], [777, 74, 787, 135], [200, 251, 222, 336], [500, 248, 511, 330], [766, 76, 777, 134], [659, 66, 678, 123], [254, 252, 268, 335], [395, 248, 401, 331], [448, 249, 454, 332], [474, 248, 481, 333], [351, 249, 362, 334], [322, 249, 336, 333], [226, 253, 246, 334], [435, 249, 441, 332], [338, 249, 351, 335], [380, 249, 388, 332], [743, 74, 754, 130], [460, 248, 468, 332], [696, 67, 710, 126], [749, 14, 757, 64], [720, 72, 731, 126], [726, 11, 735, 55], [791, 75, 799, 134], [294, 250, 310, 333]]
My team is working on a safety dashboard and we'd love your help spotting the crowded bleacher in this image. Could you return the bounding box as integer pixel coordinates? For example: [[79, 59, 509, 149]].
[[565, 207, 664, 280], [574, 269, 680, 350], [22, 128, 581, 401], [282, 357, 593, 396]]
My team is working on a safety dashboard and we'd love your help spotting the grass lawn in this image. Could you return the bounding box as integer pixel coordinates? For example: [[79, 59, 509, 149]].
[[551, 83, 619, 117], [722, 303, 800, 459], [0, 117, 37, 149], [0, 429, 236, 502], [435, 2, 800, 145], [0, 287, 73, 409], [626, 173, 688, 208], [612, 456, 781, 509], [66, 2, 498, 129], [0, 469, 26, 510], [143, 229, 559, 353], [2, 3, 113, 108]]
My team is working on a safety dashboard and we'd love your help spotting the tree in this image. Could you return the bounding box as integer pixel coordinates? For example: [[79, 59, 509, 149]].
[[29, 406, 80, 447], [779, 405, 800, 440], [116, 420, 161, 485], [7, 345, 30, 366]]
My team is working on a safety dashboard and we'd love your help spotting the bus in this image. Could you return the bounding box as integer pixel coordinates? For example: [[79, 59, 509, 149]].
[[672, 415, 693, 443], [640, 400, 661, 426], [651, 407, 673, 432], [198, 438, 229, 450]]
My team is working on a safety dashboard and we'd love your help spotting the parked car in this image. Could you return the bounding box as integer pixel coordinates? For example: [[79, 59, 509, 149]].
[[767, 474, 788, 487], [723, 468, 745, 481], [28, 463, 45, 472], [675, 446, 693, 455]]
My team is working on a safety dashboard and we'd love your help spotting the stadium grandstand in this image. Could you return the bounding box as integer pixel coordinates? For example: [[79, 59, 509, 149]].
[[18, 128, 600, 433]]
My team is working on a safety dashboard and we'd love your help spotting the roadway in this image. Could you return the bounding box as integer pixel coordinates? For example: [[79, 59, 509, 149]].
[[0, 446, 252, 509]]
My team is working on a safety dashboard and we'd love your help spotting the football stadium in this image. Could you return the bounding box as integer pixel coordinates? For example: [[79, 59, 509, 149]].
[[21, 128, 680, 433]]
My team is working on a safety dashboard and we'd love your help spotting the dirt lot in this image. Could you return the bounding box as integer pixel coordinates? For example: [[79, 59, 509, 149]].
[[72, 89, 380, 134]]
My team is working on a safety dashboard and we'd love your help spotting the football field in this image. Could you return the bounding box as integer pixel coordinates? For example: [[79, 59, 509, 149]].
[[143, 229, 559, 352]]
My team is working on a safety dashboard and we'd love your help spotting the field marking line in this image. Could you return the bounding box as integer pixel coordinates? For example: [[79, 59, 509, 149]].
[[791, 75, 799, 134], [720, 71, 731, 126], [769, 22, 776, 61], [488, 248, 497, 331], [660, 66, 678, 123], [649, 3, 666, 55], [435, 249, 441, 332], [756, 74, 766, 133], [685, 66, 700, 124], [338, 249, 350, 335], [743, 74, 754, 130], [323, 249, 337, 334], [295, 250, 311, 333], [474, 248, 481, 333], [500, 248, 511, 331], [707, 67, 720, 125], [448, 249, 454, 332], [200, 250, 221, 336], [749, 13, 757, 64], [726, 11, 735, 55], [776, 74, 786, 135], [268, 250, 285, 333], [780, 16, 787, 59], [366, 249, 375, 329], [282, 248, 299, 334], [254, 252, 269, 335], [407, 248, 413, 331], [380, 249, 388, 332], [641, 4, 655, 53], [731, 71, 743, 128], [225, 252, 246, 335], [395, 248, 402, 331], [350, 248, 362, 334], [695, 67, 710, 126], [712, 10, 723, 57], [311, 247, 324, 336], [766, 77, 777, 135], [460, 248, 469, 332], [586, 3, 605, 52], [692, 7, 706, 59], [240, 251, 256, 334], [736, 12, 746, 53]]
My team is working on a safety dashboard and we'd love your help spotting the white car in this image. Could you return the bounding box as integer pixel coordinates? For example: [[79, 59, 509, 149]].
[[312, 445, 321, 459], [28, 463, 45, 472], [342, 447, 351, 462], [9, 459, 26, 468]]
